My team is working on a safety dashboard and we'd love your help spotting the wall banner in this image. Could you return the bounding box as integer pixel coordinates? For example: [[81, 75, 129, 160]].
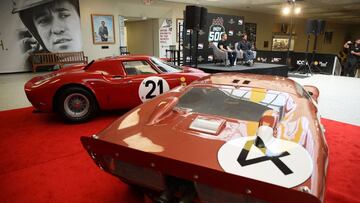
[[1, 0, 82, 73], [183, 13, 245, 65], [159, 19, 173, 58], [118, 16, 126, 47]]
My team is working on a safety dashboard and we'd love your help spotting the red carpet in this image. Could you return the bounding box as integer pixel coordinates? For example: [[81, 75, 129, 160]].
[[0, 107, 359, 203]]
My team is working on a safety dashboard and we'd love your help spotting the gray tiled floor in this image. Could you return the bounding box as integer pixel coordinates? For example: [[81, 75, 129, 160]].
[[290, 74, 360, 126], [0, 72, 44, 111], [0, 72, 359, 126]]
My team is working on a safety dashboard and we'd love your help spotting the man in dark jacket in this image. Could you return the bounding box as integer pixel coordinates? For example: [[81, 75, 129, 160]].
[[343, 38, 360, 77], [218, 33, 237, 66], [238, 34, 255, 66]]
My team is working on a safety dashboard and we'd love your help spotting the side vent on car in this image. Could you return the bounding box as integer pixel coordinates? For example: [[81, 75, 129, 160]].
[[232, 79, 240, 84], [242, 80, 251, 84]]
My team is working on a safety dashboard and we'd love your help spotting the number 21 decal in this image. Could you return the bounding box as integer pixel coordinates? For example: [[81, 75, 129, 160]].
[[145, 80, 164, 99], [139, 76, 170, 102]]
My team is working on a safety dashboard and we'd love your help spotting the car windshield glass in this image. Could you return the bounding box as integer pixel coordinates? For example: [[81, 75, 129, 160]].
[[151, 57, 182, 73], [176, 87, 293, 121]]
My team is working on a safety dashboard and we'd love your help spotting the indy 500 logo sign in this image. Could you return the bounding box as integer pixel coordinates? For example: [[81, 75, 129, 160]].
[[208, 17, 225, 42]]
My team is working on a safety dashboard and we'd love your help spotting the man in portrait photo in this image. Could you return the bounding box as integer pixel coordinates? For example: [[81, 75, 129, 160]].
[[12, 0, 82, 54], [98, 20, 108, 42]]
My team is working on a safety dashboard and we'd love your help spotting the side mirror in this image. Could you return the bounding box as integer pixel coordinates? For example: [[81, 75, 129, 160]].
[[304, 85, 319, 102]]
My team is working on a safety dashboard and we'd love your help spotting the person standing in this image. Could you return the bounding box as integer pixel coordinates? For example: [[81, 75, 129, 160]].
[[238, 34, 255, 66], [343, 38, 360, 77], [98, 21, 109, 42], [217, 33, 237, 66]]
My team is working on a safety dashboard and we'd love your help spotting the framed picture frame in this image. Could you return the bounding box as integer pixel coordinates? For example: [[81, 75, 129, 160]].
[[272, 35, 295, 51], [91, 14, 115, 44]]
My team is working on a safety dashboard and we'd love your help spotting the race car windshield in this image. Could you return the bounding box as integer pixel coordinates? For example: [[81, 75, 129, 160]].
[[151, 57, 182, 73], [176, 87, 291, 121]]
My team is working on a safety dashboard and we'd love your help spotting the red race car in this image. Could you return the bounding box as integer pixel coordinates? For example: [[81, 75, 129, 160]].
[[25, 55, 208, 122], [81, 73, 328, 203]]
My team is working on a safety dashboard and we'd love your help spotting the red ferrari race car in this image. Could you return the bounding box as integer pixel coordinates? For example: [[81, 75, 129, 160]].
[[81, 73, 328, 203], [24, 55, 208, 122]]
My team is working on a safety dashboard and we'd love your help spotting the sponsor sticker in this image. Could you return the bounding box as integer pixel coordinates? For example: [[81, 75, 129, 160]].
[[208, 55, 214, 62], [198, 43, 204, 49]]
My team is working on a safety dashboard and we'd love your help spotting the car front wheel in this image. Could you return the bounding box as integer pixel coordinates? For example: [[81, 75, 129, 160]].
[[58, 87, 98, 123]]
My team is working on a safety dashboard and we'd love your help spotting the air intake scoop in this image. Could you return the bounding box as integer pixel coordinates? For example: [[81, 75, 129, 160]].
[[189, 116, 225, 135]]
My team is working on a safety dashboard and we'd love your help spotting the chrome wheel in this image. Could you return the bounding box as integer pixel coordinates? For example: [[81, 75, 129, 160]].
[[63, 93, 90, 118]]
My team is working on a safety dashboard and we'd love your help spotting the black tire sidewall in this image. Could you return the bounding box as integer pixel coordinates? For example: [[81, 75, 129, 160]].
[[58, 87, 97, 123]]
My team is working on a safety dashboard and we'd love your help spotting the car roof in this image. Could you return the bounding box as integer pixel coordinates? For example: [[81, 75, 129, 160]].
[[95, 55, 152, 62], [194, 73, 300, 96]]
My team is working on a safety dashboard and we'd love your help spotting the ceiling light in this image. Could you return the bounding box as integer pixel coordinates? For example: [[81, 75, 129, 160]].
[[282, 7, 290, 15], [295, 7, 301, 15]]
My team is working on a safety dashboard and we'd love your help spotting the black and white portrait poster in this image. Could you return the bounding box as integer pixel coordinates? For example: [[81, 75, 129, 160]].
[[0, 0, 82, 73]]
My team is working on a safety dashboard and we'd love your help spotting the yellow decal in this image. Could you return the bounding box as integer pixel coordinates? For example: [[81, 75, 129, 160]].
[[250, 88, 266, 103], [293, 119, 304, 143], [243, 139, 266, 154], [180, 77, 187, 86], [247, 121, 258, 137], [279, 118, 305, 144]]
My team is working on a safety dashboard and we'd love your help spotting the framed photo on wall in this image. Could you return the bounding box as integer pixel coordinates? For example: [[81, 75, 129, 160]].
[[272, 36, 295, 51], [91, 14, 115, 44]]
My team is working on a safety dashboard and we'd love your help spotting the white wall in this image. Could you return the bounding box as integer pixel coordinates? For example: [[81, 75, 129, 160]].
[[79, 0, 182, 60], [79, 0, 359, 61], [125, 19, 157, 56]]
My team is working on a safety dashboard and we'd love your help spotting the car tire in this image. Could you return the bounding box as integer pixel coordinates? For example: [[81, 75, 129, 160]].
[[58, 87, 98, 123]]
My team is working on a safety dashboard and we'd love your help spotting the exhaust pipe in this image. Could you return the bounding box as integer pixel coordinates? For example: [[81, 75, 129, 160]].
[[155, 183, 177, 203], [178, 185, 196, 203]]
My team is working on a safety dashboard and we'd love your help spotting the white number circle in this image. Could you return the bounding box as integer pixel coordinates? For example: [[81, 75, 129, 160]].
[[218, 136, 313, 188], [138, 76, 170, 102]]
